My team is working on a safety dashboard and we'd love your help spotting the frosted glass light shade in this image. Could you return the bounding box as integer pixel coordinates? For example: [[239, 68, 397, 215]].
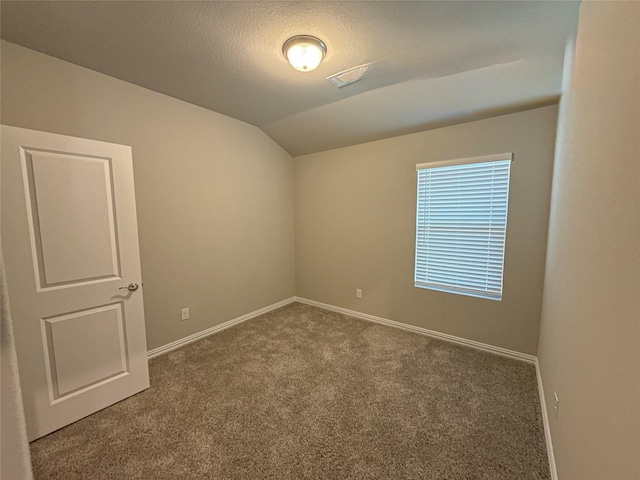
[[283, 36, 327, 72]]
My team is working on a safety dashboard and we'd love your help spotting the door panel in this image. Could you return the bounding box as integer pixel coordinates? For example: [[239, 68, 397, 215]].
[[42, 303, 129, 401], [24, 149, 121, 288], [1, 126, 150, 441]]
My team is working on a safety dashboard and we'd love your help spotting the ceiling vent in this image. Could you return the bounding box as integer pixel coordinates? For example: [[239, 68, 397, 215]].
[[327, 65, 369, 88]]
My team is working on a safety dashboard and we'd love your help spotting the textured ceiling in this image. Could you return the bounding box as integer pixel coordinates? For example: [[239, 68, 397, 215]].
[[1, 1, 579, 156]]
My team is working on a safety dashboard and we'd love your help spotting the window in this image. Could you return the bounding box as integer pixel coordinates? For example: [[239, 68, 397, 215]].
[[414, 153, 513, 300]]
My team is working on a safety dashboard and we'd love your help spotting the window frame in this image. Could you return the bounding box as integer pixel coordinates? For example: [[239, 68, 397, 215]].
[[414, 153, 514, 301]]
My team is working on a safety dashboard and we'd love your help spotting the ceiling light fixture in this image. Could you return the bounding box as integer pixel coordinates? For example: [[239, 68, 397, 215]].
[[282, 35, 327, 72]]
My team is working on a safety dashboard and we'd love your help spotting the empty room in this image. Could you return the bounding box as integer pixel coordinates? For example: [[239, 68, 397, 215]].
[[1, 1, 638, 479]]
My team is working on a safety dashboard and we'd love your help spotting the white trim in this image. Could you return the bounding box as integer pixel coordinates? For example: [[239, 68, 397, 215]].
[[294, 297, 536, 364], [416, 152, 513, 170], [147, 297, 296, 359], [536, 359, 558, 480], [146, 295, 555, 478]]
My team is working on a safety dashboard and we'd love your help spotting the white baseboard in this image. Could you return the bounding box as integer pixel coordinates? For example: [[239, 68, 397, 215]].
[[295, 296, 557, 475], [147, 297, 296, 359], [146, 295, 555, 478], [535, 359, 558, 480], [294, 296, 537, 364]]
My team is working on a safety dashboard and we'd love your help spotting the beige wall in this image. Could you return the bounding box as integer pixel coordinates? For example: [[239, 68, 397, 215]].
[[295, 105, 558, 355], [1, 41, 296, 350], [537, 3, 640, 479]]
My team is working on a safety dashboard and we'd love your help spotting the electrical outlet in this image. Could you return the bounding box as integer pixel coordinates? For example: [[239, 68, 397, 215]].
[[553, 392, 559, 420], [356, 288, 362, 299], [181, 308, 190, 321]]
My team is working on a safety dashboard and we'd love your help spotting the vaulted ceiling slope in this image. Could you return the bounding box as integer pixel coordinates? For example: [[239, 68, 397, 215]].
[[1, 1, 580, 156]]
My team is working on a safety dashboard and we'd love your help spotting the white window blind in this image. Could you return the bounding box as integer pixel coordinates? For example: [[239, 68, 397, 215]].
[[415, 153, 513, 300]]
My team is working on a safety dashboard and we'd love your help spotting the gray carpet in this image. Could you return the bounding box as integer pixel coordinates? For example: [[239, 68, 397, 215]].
[[31, 302, 550, 479]]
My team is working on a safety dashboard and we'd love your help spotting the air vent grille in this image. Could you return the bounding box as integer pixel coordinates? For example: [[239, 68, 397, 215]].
[[327, 65, 369, 88]]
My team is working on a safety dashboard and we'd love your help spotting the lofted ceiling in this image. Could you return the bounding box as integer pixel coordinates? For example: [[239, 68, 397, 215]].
[[0, 1, 580, 156]]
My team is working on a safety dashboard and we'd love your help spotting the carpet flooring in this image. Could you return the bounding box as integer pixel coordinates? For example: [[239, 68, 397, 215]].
[[30, 302, 550, 479]]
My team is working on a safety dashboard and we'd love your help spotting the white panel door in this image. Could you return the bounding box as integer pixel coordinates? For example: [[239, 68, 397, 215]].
[[1, 126, 150, 441]]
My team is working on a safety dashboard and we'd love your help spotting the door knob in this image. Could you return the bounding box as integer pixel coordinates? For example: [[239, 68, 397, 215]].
[[119, 282, 139, 292]]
